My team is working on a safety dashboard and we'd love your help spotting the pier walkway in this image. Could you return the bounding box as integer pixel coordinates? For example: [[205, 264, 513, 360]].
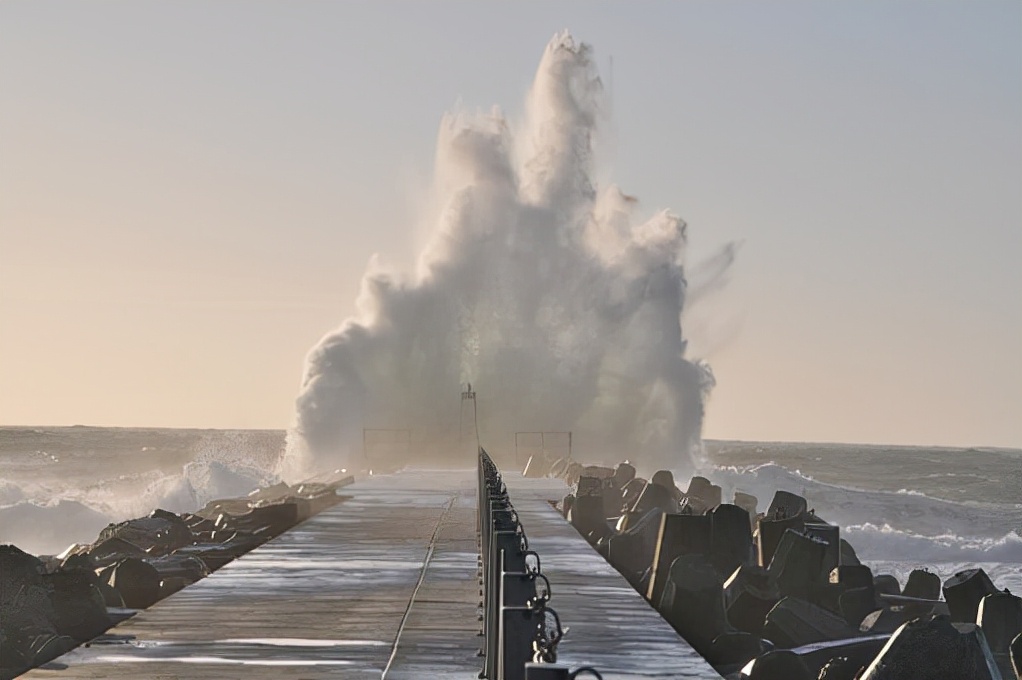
[[26, 470, 719, 679]]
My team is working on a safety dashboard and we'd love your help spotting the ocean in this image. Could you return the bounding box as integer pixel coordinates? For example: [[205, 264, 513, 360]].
[[1, 427, 1018, 594]]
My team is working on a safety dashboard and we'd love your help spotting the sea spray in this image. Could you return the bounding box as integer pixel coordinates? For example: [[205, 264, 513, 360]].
[[0, 430, 282, 555], [285, 33, 720, 478]]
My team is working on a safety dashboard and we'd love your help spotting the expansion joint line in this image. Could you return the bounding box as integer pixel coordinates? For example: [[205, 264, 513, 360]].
[[381, 493, 458, 679]]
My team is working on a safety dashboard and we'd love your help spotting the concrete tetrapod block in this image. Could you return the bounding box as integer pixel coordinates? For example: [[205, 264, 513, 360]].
[[0, 634, 30, 679], [591, 477, 625, 518], [944, 568, 999, 623], [180, 512, 217, 533], [43, 568, 111, 642], [86, 537, 147, 568], [606, 509, 665, 589], [809, 582, 846, 616], [600, 486, 626, 519], [620, 478, 646, 513], [839, 587, 880, 628], [762, 597, 861, 648], [803, 523, 840, 581], [860, 616, 1002, 680], [788, 635, 892, 679], [723, 565, 780, 636], [172, 534, 258, 572], [903, 568, 941, 600], [583, 465, 616, 479], [96, 515, 193, 555], [630, 480, 678, 516], [767, 529, 828, 601], [105, 557, 162, 609], [684, 475, 722, 513], [739, 649, 814, 680], [873, 574, 901, 598], [816, 655, 867, 680], [766, 490, 809, 520], [1, 545, 54, 632], [651, 470, 682, 497], [757, 515, 806, 568], [224, 500, 301, 536], [147, 554, 210, 582], [710, 503, 754, 577], [26, 634, 77, 669], [568, 494, 611, 543], [658, 553, 731, 655], [575, 475, 605, 497], [978, 591, 1022, 679], [830, 565, 876, 591], [706, 631, 773, 671], [646, 513, 712, 606], [1011, 632, 1022, 679], [576, 474, 621, 524], [859, 608, 911, 635], [158, 576, 192, 598], [839, 538, 862, 567], [734, 491, 759, 522], [819, 565, 875, 616], [560, 493, 574, 519], [611, 461, 636, 489], [97, 581, 124, 607]]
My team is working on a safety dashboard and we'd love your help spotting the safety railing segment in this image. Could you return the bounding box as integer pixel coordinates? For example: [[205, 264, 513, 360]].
[[477, 449, 602, 680], [478, 448, 560, 679]]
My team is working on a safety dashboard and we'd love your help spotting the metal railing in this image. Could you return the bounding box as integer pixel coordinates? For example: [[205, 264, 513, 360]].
[[477, 448, 566, 680], [514, 431, 572, 468]]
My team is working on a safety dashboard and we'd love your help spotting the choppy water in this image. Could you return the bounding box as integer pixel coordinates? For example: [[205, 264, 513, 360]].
[[1, 427, 1018, 594], [702, 440, 1022, 593], [0, 427, 284, 555]]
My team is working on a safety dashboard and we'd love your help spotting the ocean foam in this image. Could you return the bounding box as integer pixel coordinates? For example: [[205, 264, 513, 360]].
[[284, 32, 730, 478], [705, 461, 1022, 593]]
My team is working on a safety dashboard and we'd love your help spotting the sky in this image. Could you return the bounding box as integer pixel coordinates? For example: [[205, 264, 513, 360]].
[[1, 2, 1019, 447]]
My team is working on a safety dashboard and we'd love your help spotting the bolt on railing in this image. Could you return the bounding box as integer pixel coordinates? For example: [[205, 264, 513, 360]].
[[477, 448, 571, 680]]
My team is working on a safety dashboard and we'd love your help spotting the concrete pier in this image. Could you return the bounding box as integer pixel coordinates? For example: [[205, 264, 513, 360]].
[[25, 470, 719, 679], [505, 474, 722, 679]]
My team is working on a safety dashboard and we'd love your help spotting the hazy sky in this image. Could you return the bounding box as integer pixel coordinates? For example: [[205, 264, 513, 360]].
[[2, 2, 1019, 447]]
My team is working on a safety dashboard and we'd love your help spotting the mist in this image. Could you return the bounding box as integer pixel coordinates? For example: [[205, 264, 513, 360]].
[[283, 33, 720, 478]]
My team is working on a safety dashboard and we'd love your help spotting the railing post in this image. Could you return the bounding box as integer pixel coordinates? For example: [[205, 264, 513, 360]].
[[478, 446, 577, 680]]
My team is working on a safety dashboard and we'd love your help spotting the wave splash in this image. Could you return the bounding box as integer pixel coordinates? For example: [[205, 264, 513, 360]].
[[0, 432, 280, 555], [284, 33, 720, 479]]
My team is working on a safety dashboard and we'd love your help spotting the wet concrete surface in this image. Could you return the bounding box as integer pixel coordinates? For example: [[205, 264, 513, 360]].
[[25, 469, 719, 679], [505, 474, 721, 679], [25, 470, 481, 679]]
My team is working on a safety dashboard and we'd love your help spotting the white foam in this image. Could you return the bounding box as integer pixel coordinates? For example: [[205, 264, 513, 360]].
[[706, 460, 1022, 594], [0, 478, 25, 507], [285, 32, 731, 478]]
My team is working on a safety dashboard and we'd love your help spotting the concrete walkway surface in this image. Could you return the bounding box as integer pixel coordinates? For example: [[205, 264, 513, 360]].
[[25, 469, 719, 679]]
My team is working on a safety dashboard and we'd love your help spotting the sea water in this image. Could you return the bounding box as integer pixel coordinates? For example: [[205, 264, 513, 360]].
[[704, 440, 1022, 593], [1, 427, 1018, 594]]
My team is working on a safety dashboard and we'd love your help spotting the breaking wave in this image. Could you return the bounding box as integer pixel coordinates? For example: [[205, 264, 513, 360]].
[[285, 32, 729, 479], [843, 524, 1022, 563], [0, 433, 280, 555], [705, 461, 1022, 591]]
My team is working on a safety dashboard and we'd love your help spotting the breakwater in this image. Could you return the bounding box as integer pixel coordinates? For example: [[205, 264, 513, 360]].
[[11, 465, 721, 679], [526, 454, 1022, 679], [5, 448, 1018, 679], [0, 472, 352, 679]]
